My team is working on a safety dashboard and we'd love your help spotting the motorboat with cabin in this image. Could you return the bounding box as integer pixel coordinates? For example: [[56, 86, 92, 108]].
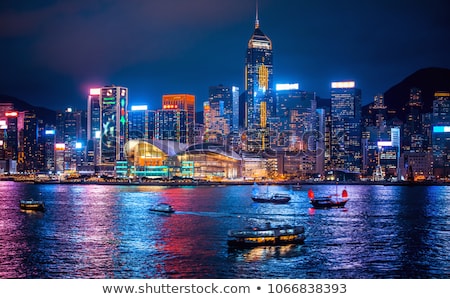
[[251, 183, 291, 204], [149, 203, 175, 213], [20, 199, 45, 212], [227, 222, 305, 248]]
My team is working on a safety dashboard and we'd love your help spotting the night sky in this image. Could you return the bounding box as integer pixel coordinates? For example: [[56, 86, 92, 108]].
[[1, 0, 449, 112]]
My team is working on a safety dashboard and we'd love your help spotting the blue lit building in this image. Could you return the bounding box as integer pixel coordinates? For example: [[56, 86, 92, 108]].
[[274, 84, 318, 151], [432, 92, 450, 178], [432, 126, 450, 178], [43, 129, 56, 172], [155, 109, 187, 144], [87, 88, 101, 167], [127, 105, 156, 141], [330, 81, 362, 172], [55, 107, 86, 171], [207, 85, 240, 134]]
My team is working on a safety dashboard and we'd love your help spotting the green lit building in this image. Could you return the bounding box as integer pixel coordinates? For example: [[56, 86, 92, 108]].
[[99, 86, 128, 166]]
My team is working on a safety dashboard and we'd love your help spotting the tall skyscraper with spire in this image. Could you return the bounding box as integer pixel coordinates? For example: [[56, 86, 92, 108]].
[[244, 3, 273, 130]]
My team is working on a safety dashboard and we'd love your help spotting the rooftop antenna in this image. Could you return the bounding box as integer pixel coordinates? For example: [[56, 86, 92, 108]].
[[255, 0, 260, 29]]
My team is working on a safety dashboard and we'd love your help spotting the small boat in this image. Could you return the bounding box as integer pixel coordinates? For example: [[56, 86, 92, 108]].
[[291, 183, 302, 191], [149, 203, 175, 213], [227, 222, 306, 248], [308, 187, 349, 209], [20, 199, 45, 211], [252, 192, 291, 204], [251, 183, 291, 204]]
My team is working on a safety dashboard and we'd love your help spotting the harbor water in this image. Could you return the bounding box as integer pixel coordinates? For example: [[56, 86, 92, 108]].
[[0, 181, 449, 278]]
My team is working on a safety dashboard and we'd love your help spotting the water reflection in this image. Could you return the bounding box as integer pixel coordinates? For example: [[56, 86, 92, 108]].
[[229, 244, 305, 262], [0, 182, 449, 278]]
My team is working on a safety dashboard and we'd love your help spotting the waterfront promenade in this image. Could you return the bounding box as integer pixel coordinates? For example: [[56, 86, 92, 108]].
[[1, 174, 449, 187]]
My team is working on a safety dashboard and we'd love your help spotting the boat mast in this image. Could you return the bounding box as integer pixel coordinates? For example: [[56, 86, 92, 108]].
[[335, 179, 339, 196]]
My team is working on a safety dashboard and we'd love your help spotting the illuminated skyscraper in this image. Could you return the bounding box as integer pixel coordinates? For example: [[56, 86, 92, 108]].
[[99, 86, 128, 165], [55, 108, 85, 171], [244, 6, 273, 129], [43, 129, 56, 172], [0, 104, 14, 162], [155, 109, 187, 144], [203, 99, 229, 143], [206, 85, 240, 139], [5, 111, 18, 162], [433, 92, 450, 125], [86, 88, 101, 166], [162, 94, 195, 144], [330, 81, 362, 172], [432, 92, 450, 177], [403, 88, 426, 151], [87, 88, 101, 141], [128, 105, 156, 141], [273, 84, 318, 150], [19, 111, 38, 172]]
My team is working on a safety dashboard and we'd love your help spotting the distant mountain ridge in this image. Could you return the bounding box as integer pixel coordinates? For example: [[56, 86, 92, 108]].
[[381, 67, 450, 118], [2, 67, 450, 126], [0, 94, 56, 125]]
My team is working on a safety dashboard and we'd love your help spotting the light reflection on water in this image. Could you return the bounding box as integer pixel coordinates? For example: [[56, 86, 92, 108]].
[[0, 181, 449, 278]]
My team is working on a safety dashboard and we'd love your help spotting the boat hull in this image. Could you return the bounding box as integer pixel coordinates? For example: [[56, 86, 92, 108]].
[[227, 234, 305, 248], [251, 197, 291, 204], [20, 201, 45, 211], [227, 224, 305, 248], [149, 208, 175, 213], [310, 198, 348, 209], [149, 203, 175, 213], [251, 193, 291, 204]]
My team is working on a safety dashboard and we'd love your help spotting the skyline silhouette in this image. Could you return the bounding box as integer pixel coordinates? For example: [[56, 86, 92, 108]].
[[1, 0, 449, 111]]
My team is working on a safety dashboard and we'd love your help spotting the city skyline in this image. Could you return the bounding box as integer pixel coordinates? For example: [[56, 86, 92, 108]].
[[1, 0, 450, 112]]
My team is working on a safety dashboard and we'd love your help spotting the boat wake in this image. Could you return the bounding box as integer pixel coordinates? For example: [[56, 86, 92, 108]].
[[175, 211, 239, 218]]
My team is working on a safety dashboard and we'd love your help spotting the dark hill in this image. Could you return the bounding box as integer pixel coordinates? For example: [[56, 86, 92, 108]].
[[383, 67, 450, 119], [0, 94, 56, 125]]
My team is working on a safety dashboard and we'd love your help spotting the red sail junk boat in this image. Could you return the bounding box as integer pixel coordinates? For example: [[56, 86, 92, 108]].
[[308, 186, 349, 209]]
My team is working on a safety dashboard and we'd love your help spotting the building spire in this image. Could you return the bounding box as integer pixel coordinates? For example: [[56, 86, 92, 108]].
[[255, 0, 259, 29]]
